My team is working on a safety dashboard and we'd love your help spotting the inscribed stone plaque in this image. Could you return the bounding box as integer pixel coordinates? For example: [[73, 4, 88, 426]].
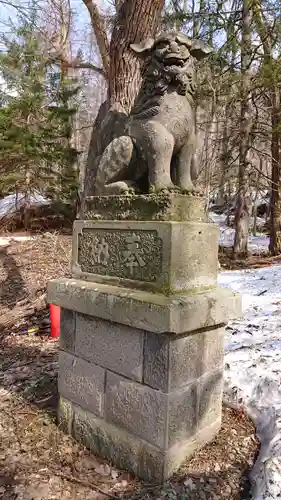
[[77, 229, 163, 282]]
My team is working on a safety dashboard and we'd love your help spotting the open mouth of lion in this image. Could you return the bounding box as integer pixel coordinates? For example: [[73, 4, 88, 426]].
[[163, 55, 188, 66]]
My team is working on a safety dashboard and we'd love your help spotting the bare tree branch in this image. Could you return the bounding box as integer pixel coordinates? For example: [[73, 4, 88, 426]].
[[61, 58, 106, 77], [81, 0, 110, 77]]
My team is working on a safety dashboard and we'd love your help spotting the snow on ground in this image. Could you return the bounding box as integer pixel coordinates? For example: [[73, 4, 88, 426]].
[[209, 211, 270, 254], [0, 193, 50, 246], [0, 235, 34, 247], [0, 193, 50, 218], [219, 266, 281, 499]]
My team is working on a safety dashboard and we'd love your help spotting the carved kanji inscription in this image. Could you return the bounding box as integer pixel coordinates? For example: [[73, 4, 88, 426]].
[[78, 229, 163, 282]]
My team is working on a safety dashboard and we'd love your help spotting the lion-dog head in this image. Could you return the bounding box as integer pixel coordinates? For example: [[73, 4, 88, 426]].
[[130, 32, 212, 106]]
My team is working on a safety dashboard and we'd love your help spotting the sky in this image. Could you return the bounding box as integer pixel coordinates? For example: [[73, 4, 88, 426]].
[[0, 0, 242, 81], [0, 0, 100, 68]]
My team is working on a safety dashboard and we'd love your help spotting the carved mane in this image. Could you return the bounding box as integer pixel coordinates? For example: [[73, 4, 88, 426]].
[[130, 50, 197, 120]]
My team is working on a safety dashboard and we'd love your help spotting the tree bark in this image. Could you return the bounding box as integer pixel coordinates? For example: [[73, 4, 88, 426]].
[[252, 0, 281, 254], [108, 0, 165, 111], [81, 0, 165, 215], [233, 0, 252, 258], [217, 103, 230, 207], [269, 89, 281, 254], [252, 165, 261, 237]]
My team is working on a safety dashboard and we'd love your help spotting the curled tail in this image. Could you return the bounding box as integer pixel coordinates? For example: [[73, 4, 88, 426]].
[[94, 136, 136, 194]]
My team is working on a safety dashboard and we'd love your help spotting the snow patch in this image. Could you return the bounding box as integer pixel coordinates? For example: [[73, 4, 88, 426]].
[[0, 193, 50, 218], [0, 236, 34, 247], [219, 266, 281, 499], [209, 211, 269, 254]]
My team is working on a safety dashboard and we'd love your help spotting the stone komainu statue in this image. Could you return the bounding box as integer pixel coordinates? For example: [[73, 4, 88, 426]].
[[94, 31, 212, 195]]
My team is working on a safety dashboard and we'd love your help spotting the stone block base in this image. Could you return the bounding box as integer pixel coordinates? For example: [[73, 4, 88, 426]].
[[47, 278, 241, 482], [59, 397, 221, 482]]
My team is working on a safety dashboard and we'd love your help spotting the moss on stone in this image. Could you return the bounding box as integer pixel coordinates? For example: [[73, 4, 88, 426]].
[[58, 397, 73, 434], [84, 192, 206, 222]]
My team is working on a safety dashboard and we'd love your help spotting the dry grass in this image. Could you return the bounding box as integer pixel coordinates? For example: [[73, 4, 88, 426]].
[[0, 234, 71, 334], [0, 233, 71, 307], [0, 234, 260, 500]]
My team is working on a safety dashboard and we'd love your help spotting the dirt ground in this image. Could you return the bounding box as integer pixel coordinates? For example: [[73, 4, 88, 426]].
[[0, 234, 261, 499], [219, 245, 281, 270]]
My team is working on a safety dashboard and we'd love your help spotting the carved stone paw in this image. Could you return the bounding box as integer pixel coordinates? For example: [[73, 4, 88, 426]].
[[149, 181, 175, 193], [179, 184, 203, 196], [104, 181, 135, 195], [177, 180, 196, 193]]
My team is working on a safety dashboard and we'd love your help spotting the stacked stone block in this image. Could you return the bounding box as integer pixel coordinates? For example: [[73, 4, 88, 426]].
[[48, 193, 241, 482]]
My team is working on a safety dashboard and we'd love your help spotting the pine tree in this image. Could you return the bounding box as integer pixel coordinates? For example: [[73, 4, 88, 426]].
[[0, 15, 79, 220]]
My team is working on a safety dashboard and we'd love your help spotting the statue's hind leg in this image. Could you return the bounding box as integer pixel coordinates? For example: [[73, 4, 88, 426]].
[[94, 136, 136, 195]]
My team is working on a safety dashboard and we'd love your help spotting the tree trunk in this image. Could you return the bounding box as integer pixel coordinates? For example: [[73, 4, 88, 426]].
[[252, 0, 281, 254], [81, 0, 165, 215], [204, 106, 217, 211], [269, 89, 281, 254], [233, 0, 252, 258], [217, 104, 230, 207], [108, 0, 164, 110], [252, 166, 261, 237]]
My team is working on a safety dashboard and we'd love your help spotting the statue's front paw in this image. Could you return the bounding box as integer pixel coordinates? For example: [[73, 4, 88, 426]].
[[102, 181, 136, 195], [149, 181, 175, 193], [177, 180, 195, 191]]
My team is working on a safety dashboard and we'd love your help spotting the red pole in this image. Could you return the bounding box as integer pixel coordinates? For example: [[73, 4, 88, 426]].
[[49, 304, 60, 338]]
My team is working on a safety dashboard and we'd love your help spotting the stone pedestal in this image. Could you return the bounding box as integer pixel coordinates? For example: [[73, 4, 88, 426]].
[[47, 193, 241, 483]]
